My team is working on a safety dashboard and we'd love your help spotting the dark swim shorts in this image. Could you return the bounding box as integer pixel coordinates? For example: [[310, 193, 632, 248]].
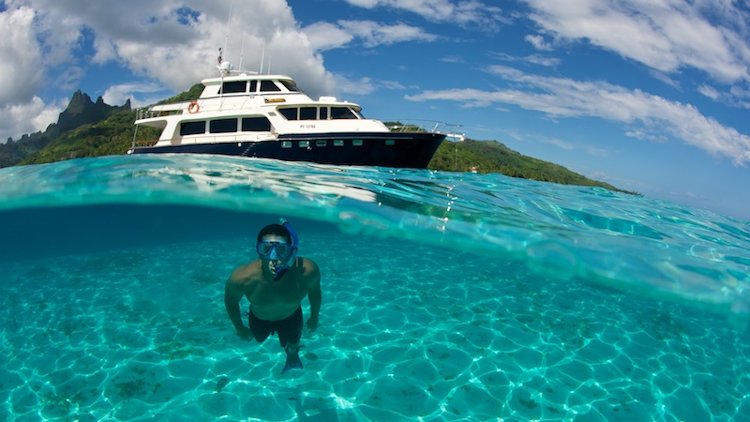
[[248, 307, 303, 348]]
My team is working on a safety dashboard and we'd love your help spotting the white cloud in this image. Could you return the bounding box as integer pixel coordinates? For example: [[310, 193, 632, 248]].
[[524, 54, 560, 67], [302, 22, 355, 51], [542, 137, 574, 150], [648, 70, 680, 89], [332, 74, 376, 96], [102, 83, 167, 108], [0, 6, 44, 104], [381, 80, 406, 90], [525, 34, 553, 51], [706, 84, 750, 109], [338, 20, 437, 47], [696, 83, 750, 109], [344, 0, 509, 29], [0, 97, 64, 142], [440, 55, 465, 64], [1, 0, 340, 140], [523, 0, 750, 84], [698, 85, 721, 100], [327, 75, 409, 96], [406, 65, 750, 165], [493, 52, 560, 68], [0, 4, 67, 142], [304, 20, 438, 51], [4, 0, 335, 94]]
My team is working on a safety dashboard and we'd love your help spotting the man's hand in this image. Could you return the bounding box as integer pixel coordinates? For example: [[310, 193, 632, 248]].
[[306, 316, 318, 332], [236, 326, 252, 340]]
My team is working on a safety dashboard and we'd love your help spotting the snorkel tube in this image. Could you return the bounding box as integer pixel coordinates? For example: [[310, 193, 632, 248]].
[[273, 220, 299, 281]]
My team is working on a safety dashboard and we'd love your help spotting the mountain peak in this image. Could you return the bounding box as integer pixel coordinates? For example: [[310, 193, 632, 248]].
[[56, 90, 123, 132], [65, 91, 93, 115]]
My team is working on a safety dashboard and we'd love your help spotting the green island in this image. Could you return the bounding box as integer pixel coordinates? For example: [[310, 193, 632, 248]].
[[0, 85, 628, 193]]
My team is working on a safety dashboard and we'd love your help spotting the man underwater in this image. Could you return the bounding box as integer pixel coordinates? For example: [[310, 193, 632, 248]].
[[224, 221, 321, 374]]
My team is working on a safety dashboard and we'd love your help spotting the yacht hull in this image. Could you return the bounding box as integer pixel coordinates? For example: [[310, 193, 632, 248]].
[[129, 132, 445, 168]]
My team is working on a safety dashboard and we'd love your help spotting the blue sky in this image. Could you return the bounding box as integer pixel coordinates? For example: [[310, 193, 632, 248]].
[[1, 0, 749, 220]]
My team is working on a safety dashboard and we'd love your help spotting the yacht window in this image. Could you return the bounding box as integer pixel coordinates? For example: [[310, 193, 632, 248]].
[[299, 141, 310, 148], [220, 81, 247, 94], [279, 80, 299, 92], [279, 108, 298, 120], [353, 139, 363, 146], [333, 139, 344, 146], [299, 107, 317, 120], [180, 121, 206, 136], [281, 141, 292, 148], [315, 140, 327, 147], [319, 107, 328, 120], [242, 116, 272, 131], [260, 80, 281, 92], [249, 80, 257, 93], [331, 107, 358, 119], [210, 118, 238, 133]]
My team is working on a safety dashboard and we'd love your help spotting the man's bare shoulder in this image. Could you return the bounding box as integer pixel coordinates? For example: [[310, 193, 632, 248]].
[[228, 261, 262, 287], [300, 257, 320, 283]]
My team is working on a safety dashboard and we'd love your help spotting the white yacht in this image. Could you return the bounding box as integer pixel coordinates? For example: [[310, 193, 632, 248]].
[[128, 62, 445, 168]]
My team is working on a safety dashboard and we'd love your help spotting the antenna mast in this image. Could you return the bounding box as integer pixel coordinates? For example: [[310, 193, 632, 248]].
[[259, 45, 265, 74], [223, 3, 233, 57], [238, 37, 245, 71]]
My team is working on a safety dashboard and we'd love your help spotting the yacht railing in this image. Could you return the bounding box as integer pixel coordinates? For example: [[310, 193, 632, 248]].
[[385, 119, 462, 134], [135, 106, 190, 120]]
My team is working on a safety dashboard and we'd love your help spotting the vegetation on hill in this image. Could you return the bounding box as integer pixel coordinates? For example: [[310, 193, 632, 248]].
[[429, 139, 624, 191], [0, 91, 130, 167], [19, 109, 158, 165], [9, 85, 203, 166], [3, 84, 629, 193]]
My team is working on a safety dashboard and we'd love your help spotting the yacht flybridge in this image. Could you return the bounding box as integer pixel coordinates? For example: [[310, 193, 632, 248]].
[[128, 62, 445, 168]]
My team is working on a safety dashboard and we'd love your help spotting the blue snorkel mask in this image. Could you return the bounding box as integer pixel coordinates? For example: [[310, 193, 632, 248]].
[[256, 221, 299, 281]]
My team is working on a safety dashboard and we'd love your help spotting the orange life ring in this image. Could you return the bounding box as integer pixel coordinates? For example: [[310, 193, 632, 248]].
[[188, 101, 200, 114]]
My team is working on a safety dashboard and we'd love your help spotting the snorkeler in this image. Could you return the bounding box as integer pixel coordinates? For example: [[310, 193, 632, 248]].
[[224, 221, 321, 374]]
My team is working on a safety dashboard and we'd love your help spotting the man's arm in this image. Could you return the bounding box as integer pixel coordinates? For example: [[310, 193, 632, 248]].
[[306, 262, 322, 331], [224, 277, 250, 338]]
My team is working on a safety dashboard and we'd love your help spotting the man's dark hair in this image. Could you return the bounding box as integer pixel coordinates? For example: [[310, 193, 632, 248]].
[[257, 224, 291, 243]]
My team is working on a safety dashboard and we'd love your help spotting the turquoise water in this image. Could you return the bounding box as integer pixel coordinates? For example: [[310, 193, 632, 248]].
[[0, 154, 748, 421]]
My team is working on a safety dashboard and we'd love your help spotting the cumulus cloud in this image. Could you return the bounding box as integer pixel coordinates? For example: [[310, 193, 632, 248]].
[[344, 0, 509, 29], [406, 65, 750, 165], [0, 0, 340, 141], [0, 6, 44, 105], [0, 5, 63, 142], [57, 0, 327, 92], [523, 0, 750, 84], [0, 97, 64, 142]]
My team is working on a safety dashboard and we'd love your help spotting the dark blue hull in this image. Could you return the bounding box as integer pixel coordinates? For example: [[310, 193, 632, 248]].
[[128, 132, 445, 168]]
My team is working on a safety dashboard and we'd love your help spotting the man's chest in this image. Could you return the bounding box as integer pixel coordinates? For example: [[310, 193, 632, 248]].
[[248, 281, 306, 305]]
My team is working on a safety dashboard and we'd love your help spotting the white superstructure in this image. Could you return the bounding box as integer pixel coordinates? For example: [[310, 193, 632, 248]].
[[135, 64, 388, 148]]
